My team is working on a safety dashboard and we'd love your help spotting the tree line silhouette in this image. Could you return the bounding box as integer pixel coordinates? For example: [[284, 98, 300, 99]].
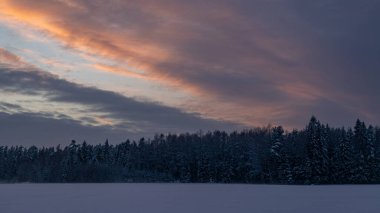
[[0, 117, 379, 184]]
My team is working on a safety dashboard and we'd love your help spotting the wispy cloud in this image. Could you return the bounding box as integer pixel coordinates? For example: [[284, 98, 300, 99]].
[[1, 0, 380, 128], [0, 49, 242, 144]]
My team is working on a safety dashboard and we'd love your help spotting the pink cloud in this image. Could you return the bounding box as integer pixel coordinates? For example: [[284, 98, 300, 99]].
[[1, 0, 378, 128]]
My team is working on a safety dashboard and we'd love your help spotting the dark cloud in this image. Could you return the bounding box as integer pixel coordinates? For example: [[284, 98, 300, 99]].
[[0, 102, 23, 111], [1, 0, 380, 129], [0, 65, 240, 129], [0, 111, 130, 146], [0, 55, 242, 145]]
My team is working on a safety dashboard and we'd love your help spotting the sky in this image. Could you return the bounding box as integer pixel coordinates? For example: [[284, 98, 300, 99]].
[[1, 0, 380, 146]]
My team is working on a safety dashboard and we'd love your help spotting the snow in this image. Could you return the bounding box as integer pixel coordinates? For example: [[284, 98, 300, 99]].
[[0, 184, 379, 213]]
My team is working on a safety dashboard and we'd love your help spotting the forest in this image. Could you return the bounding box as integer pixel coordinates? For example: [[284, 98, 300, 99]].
[[0, 117, 379, 184]]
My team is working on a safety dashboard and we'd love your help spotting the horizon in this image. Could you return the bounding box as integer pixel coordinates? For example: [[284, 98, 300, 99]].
[[0, 116, 378, 147]]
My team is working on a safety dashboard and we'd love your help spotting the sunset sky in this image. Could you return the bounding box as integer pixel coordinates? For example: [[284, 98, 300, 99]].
[[1, 0, 379, 145]]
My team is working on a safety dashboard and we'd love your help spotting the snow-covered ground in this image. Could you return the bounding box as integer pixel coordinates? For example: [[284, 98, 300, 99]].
[[0, 184, 379, 213]]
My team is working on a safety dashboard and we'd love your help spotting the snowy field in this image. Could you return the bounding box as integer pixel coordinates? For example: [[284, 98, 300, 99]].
[[0, 184, 379, 213]]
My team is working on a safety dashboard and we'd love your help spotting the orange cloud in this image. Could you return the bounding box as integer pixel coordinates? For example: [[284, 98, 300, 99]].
[[1, 0, 372, 128], [93, 64, 145, 79]]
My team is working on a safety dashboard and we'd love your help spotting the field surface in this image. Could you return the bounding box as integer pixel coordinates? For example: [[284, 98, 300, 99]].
[[0, 184, 379, 213]]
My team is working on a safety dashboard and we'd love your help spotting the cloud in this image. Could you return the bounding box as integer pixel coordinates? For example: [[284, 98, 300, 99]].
[[0, 47, 22, 64], [0, 111, 131, 146], [0, 49, 242, 145], [1, 0, 380, 128]]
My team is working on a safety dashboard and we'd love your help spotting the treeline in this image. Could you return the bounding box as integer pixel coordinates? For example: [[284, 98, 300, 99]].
[[0, 117, 380, 184]]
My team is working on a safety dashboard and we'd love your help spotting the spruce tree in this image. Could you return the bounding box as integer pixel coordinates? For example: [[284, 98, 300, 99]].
[[337, 129, 355, 183], [306, 116, 328, 184], [353, 120, 369, 183]]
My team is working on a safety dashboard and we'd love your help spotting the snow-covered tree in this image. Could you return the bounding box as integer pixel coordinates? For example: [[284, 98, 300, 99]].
[[336, 129, 355, 183], [306, 116, 328, 184]]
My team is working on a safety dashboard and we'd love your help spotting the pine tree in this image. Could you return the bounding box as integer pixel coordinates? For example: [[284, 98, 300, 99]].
[[306, 116, 328, 184], [375, 128, 380, 182], [1, 118, 380, 184], [353, 120, 369, 183], [337, 129, 355, 183], [365, 125, 376, 182], [268, 126, 284, 182]]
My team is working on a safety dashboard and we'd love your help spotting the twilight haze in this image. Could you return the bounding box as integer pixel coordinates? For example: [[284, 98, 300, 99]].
[[0, 1, 379, 145]]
